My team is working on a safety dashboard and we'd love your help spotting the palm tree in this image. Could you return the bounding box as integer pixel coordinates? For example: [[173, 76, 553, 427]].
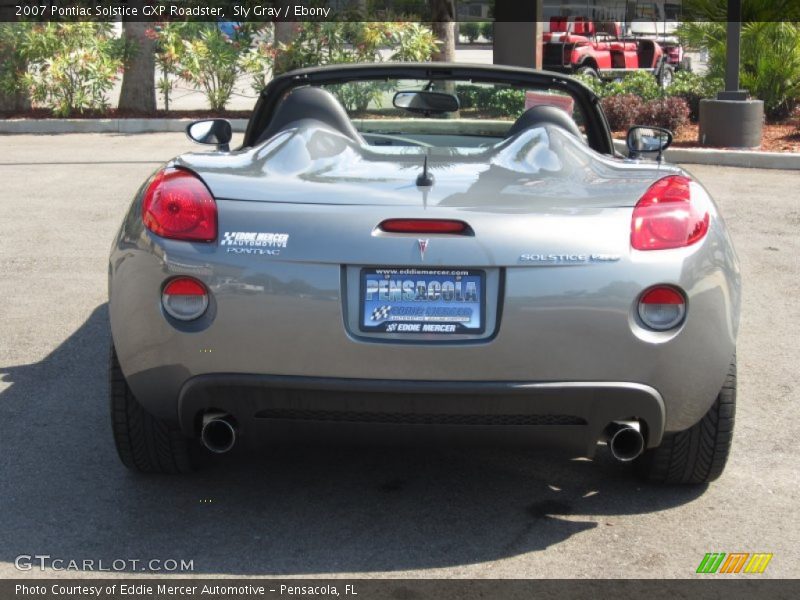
[[0, 24, 32, 112], [118, 20, 156, 113], [678, 19, 800, 119], [429, 0, 456, 63]]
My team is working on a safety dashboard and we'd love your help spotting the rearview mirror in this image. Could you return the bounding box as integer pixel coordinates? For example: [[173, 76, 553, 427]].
[[626, 125, 673, 160], [186, 119, 232, 151], [393, 91, 460, 115]]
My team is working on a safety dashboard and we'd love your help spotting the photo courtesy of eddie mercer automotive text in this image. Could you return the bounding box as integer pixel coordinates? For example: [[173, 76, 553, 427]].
[[108, 63, 740, 484]]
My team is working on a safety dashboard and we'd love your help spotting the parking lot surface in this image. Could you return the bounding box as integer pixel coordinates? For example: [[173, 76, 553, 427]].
[[0, 133, 798, 578]]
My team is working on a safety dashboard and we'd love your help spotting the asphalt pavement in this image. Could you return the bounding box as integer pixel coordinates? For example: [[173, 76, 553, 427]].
[[0, 133, 797, 578]]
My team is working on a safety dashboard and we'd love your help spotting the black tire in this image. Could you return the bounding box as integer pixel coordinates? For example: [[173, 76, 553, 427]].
[[636, 357, 736, 484], [658, 64, 675, 89], [576, 65, 600, 80], [109, 346, 194, 473]]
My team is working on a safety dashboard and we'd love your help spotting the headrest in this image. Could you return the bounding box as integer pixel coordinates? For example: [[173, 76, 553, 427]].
[[506, 105, 584, 142], [257, 86, 362, 144]]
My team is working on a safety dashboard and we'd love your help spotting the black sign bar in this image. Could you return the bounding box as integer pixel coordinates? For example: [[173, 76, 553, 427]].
[[1, 1, 799, 23], [3, 579, 800, 600]]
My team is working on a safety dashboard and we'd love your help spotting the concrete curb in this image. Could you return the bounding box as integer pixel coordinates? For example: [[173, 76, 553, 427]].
[[0, 118, 249, 135], [612, 139, 800, 170]]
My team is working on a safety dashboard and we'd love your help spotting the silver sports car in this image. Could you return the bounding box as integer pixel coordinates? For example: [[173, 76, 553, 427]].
[[108, 64, 740, 483]]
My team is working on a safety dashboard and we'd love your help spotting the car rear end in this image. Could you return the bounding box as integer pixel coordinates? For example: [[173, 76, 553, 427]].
[[109, 135, 740, 460]]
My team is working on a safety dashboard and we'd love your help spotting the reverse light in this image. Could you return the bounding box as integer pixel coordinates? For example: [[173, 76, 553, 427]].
[[379, 219, 470, 234], [631, 176, 709, 251], [162, 277, 209, 321], [638, 285, 686, 331], [142, 168, 217, 242]]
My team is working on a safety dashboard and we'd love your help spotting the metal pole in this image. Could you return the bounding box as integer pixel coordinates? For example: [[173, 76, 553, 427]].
[[493, 1, 543, 69], [720, 0, 747, 100]]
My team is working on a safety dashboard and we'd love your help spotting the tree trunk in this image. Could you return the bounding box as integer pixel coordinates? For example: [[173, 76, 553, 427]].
[[273, 21, 299, 75], [118, 20, 156, 113], [430, 0, 456, 62], [0, 37, 30, 113], [0, 87, 30, 113], [272, 0, 301, 76]]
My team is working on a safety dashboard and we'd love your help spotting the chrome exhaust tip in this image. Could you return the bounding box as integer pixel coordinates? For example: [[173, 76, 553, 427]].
[[605, 421, 645, 462], [200, 412, 237, 454]]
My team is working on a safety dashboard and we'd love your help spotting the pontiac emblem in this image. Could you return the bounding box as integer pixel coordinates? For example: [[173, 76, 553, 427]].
[[418, 239, 429, 260]]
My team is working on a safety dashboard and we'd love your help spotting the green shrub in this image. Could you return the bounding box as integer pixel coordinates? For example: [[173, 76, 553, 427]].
[[488, 88, 526, 116], [0, 23, 36, 111], [678, 20, 800, 119], [274, 22, 437, 74], [460, 22, 481, 43], [259, 22, 435, 113], [574, 73, 605, 97], [741, 22, 800, 119], [22, 23, 124, 117], [604, 70, 663, 102], [149, 24, 187, 111], [455, 84, 478, 109], [456, 84, 494, 110], [480, 22, 494, 42], [387, 23, 440, 62], [329, 81, 387, 113], [155, 23, 266, 112], [665, 70, 723, 121], [239, 38, 277, 96]]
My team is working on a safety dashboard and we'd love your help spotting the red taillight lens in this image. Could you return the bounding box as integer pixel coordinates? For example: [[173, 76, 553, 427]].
[[142, 168, 217, 242], [638, 285, 686, 330], [379, 219, 469, 234], [631, 176, 709, 251], [162, 277, 209, 321]]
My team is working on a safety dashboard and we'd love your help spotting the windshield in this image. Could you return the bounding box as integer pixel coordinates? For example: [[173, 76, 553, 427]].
[[317, 78, 588, 148], [246, 66, 612, 154]]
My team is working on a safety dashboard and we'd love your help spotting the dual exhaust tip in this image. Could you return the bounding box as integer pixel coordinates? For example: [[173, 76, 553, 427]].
[[604, 421, 645, 462], [200, 412, 645, 461], [200, 412, 237, 454]]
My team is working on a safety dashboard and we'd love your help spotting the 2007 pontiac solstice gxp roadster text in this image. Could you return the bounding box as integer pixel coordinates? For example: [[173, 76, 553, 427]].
[[108, 64, 740, 483]]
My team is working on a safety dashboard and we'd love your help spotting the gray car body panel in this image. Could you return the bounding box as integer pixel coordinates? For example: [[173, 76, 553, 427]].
[[108, 69, 741, 451]]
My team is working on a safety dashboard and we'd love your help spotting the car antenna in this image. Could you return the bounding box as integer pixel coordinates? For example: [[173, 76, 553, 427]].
[[416, 155, 434, 187]]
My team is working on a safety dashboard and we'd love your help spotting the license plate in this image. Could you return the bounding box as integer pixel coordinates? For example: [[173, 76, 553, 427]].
[[360, 268, 485, 334]]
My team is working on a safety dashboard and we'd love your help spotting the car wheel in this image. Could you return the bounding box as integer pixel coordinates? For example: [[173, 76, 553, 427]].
[[658, 64, 675, 89], [109, 346, 194, 473], [576, 65, 600, 80], [635, 357, 736, 484]]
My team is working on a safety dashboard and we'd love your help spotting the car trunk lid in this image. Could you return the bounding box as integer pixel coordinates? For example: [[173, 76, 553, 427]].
[[174, 122, 680, 211]]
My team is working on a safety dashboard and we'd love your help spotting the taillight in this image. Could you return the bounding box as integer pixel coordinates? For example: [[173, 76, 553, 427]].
[[142, 168, 217, 242], [379, 219, 470, 234], [162, 277, 209, 321], [631, 176, 709, 251], [638, 285, 686, 330]]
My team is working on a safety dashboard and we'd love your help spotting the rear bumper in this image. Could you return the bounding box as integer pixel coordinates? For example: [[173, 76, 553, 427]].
[[178, 375, 665, 456], [109, 193, 740, 438]]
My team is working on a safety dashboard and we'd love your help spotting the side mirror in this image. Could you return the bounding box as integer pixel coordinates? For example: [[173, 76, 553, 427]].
[[626, 125, 673, 161], [393, 90, 460, 115], [186, 119, 232, 151]]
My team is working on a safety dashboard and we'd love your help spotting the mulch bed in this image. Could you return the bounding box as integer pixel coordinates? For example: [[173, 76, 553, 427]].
[[671, 121, 800, 153], [614, 115, 800, 153]]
